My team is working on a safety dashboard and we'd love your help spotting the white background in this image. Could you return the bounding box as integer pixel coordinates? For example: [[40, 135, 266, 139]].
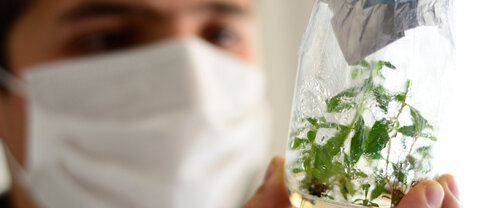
[[434, 0, 500, 207]]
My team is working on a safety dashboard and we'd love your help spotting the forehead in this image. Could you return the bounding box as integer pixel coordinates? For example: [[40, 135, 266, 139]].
[[30, 0, 252, 17]]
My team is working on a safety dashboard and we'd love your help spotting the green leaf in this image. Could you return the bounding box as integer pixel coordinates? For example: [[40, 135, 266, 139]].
[[311, 144, 326, 165], [326, 88, 358, 113], [373, 85, 391, 113], [382, 61, 396, 69], [352, 68, 363, 79], [406, 80, 411, 88], [290, 137, 308, 150], [397, 171, 406, 184], [395, 80, 410, 102], [303, 157, 313, 175], [361, 184, 371, 192], [344, 179, 355, 196], [397, 125, 417, 137], [319, 116, 327, 122], [421, 134, 438, 141], [394, 93, 406, 102], [292, 168, 303, 173], [361, 77, 374, 92], [416, 146, 432, 155], [307, 130, 317, 143], [306, 117, 318, 128], [340, 184, 348, 200], [376, 72, 386, 80], [353, 59, 370, 67], [366, 152, 384, 160], [353, 169, 368, 178], [327, 127, 351, 156], [372, 61, 384, 72], [328, 161, 345, 176], [364, 119, 391, 156], [350, 117, 368, 164], [326, 100, 355, 113], [361, 183, 371, 199], [311, 145, 343, 181], [393, 163, 407, 184], [409, 106, 428, 134], [425, 123, 435, 130], [418, 158, 433, 174], [408, 156, 417, 169], [370, 180, 387, 200]]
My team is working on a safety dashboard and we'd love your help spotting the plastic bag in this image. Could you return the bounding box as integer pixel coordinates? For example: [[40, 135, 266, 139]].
[[285, 0, 455, 207]]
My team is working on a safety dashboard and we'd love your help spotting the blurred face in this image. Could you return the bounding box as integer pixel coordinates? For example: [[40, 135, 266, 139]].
[[1, 0, 256, 165], [1, 0, 256, 207]]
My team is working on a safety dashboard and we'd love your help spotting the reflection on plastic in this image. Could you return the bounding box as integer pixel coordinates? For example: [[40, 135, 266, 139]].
[[327, 0, 452, 64]]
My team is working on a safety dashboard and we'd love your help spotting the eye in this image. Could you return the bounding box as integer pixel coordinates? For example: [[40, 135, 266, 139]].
[[202, 26, 240, 49], [71, 29, 138, 54]]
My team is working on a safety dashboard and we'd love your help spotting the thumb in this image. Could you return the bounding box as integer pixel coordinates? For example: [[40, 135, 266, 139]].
[[397, 181, 444, 208], [244, 156, 291, 208]]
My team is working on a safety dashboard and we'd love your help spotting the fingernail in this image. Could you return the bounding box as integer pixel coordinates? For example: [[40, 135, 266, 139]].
[[425, 183, 444, 208], [263, 161, 276, 182]]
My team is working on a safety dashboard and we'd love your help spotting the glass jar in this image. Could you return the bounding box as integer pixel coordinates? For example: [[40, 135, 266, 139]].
[[285, 0, 455, 207]]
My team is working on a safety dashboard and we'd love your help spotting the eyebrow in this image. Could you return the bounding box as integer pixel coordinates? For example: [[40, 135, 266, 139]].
[[199, 2, 248, 16], [60, 2, 161, 22], [59, 1, 248, 22]]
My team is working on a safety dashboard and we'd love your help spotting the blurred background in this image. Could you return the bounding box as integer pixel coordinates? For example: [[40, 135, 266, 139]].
[[1, 0, 499, 207], [254, 0, 313, 165]]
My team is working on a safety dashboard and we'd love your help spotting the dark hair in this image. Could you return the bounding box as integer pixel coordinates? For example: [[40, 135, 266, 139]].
[[0, 0, 31, 70]]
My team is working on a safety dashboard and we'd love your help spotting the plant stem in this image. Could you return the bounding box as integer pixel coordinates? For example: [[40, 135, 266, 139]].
[[385, 137, 393, 191], [351, 78, 371, 128], [399, 132, 420, 193], [385, 82, 410, 193], [407, 134, 419, 160]]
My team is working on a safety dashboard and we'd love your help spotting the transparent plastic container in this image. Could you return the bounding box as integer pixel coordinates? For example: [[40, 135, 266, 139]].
[[285, 0, 455, 207]]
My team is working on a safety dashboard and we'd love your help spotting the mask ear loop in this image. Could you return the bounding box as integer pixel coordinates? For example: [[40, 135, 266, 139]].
[[0, 67, 29, 190], [1, 67, 46, 207], [2, 143, 49, 208], [0, 67, 27, 98]]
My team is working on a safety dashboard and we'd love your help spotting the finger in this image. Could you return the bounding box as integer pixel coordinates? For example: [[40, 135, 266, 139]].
[[437, 174, 461, 208], [243, 156, 291, 208], [397, 180, 444, 208]]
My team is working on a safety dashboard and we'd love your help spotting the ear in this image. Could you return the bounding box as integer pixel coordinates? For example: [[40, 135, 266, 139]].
[[0, 95, 7, 139], [0, 94, 27, 167]]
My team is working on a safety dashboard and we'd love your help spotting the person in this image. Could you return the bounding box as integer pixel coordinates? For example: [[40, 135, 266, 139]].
[[0, 0, 460, 208]]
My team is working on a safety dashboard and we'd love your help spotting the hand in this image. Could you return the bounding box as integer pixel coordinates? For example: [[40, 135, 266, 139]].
[[397, 174, 461, 208], [244, 156, 291, 208], [244, 156, 461, 208]]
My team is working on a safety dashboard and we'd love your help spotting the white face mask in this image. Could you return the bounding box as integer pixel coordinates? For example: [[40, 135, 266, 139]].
[[0, 39, 271, 208]]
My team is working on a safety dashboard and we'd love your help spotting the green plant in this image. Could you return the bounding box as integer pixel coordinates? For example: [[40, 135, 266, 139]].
[[289, 60, 436, 207]]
